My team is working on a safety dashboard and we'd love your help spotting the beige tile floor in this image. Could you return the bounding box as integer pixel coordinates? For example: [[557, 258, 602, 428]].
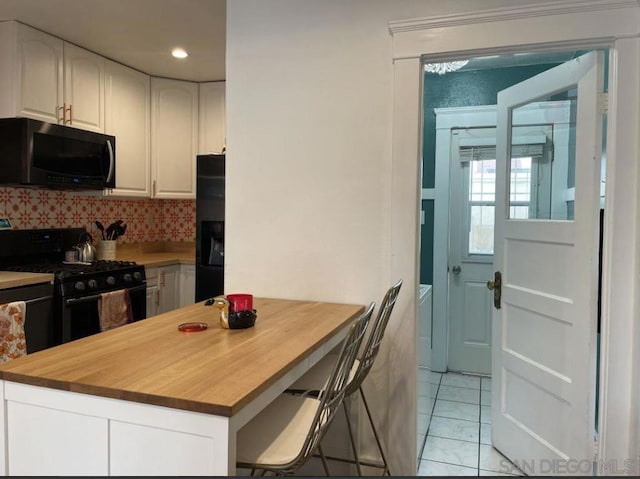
[[417, 370, 525, 476]]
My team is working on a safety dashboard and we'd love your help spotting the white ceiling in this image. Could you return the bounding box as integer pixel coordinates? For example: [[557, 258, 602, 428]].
[[0, 0, 226, 82]]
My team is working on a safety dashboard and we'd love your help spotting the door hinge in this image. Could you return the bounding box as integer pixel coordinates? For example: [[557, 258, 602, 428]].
[[598, 92, 608, 115]]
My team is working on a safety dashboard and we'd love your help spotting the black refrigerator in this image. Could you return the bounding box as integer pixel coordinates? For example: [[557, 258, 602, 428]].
[[195, 154, 225, 302]]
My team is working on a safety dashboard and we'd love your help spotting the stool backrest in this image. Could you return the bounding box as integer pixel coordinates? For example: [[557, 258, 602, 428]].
[[295, 302, 375, 470], [347, 279, 402, 395]]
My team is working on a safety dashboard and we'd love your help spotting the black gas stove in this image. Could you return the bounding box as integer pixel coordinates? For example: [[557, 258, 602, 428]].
[[5, 259, 145, 298], [0, 228, 147, 347]]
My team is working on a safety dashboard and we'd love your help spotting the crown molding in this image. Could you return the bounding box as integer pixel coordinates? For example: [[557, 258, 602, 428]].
[[389, 0, 640, 34]]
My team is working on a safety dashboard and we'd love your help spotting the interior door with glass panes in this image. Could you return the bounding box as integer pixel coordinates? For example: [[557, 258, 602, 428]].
[[492, 51, 603, 472]]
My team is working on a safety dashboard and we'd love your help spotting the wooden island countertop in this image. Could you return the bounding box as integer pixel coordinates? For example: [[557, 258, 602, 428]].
[[0, 297, 363, 417]]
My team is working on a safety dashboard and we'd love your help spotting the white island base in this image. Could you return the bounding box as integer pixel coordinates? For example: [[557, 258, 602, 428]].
[[0, 298, 360, 476], [0, 327, 346, 476], [0, 380, 233, 476]]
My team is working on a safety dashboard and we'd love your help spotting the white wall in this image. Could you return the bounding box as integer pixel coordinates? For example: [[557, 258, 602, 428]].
[[225, 0, 565, 474]]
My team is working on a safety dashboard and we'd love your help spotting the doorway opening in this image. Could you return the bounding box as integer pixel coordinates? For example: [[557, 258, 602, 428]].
[[417, 48, 608, 473]]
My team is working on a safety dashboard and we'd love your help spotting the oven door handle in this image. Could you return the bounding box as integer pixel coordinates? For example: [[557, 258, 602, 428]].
[[64, 284, 147, 306], [24, 295, 54, 306]]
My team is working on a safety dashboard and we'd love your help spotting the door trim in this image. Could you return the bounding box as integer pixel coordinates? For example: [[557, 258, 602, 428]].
[[388, 1, 640, 473]]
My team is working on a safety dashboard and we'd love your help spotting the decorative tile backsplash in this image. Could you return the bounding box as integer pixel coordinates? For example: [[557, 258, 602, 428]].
[[0, 187, 195, 243]]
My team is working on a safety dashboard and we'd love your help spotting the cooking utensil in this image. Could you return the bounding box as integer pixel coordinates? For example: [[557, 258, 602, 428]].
[[95, 221, 105, 240], [112, 223, 125, 240], [105, 220, 124, 240]]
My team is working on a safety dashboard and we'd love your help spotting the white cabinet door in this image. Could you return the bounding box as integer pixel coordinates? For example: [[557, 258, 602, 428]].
[[0, 22, 105, 131], [7, 401, 108, 475], [13, 22, 64, 124], [63, 42, 105, 132], [110, 421, 217, 476], [146, 265, 180, 316], [492, 51, 603, 468], [198, 81, 226, 154], [151, 78, 198, 199], [159, 265, 179, 314], [104, 60, 151, 197], [180, 264, 196, 307], [145, 267, 159, 318]]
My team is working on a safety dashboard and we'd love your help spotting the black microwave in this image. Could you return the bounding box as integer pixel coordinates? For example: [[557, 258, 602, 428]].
[[0, 117, 115, 190]]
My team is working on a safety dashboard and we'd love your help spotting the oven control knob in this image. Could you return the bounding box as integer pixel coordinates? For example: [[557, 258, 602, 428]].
[[106, 276, 116, 286], [123, 273, 132, 283], [74, 281, 86, 292], [133, 272, 142, 282], [87, 279, 98, 290]]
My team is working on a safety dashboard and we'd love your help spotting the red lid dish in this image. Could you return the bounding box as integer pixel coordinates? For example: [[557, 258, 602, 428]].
[[178, 322, 208, 332]]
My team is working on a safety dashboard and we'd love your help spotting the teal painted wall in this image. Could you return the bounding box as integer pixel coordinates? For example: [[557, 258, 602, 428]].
[[419, 63, 563, 285]]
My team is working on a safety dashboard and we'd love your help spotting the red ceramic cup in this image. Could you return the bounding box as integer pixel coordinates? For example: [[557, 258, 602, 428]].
[[226, 293, 253, 312]]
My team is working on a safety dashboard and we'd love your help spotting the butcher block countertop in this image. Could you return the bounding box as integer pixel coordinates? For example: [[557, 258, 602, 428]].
[[114, 241, 195, 267], [0, 298, 363, 416], [0, 272, 54, 291]]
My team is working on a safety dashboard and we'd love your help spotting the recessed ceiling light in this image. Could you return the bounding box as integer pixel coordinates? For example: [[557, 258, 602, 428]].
[[171, 48, 189, 59]]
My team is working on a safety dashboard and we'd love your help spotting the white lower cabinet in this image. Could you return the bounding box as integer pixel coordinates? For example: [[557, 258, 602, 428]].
[[7, 401, 108, 475], [179, 265, 195, 307], [109, 421, 215, 476], [145, 265, 180, 317], [1, 382, 227, 476], [158, 265, 179, 314], [146, 278, 160, 318]]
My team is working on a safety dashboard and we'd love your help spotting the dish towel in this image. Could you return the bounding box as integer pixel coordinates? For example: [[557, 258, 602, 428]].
[[0, 301, 27, 362], [98, 289, 133, 332]]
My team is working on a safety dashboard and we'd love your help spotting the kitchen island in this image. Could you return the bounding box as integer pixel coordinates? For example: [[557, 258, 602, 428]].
[[0, 297, 363, 476]]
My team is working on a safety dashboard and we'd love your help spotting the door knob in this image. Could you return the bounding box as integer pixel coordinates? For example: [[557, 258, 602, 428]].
[[487, 271, 502, 309], [451, 265, 461, 275]]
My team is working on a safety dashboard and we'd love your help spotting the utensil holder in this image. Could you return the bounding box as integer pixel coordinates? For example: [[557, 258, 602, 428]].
[[97, 240, 117, 260]]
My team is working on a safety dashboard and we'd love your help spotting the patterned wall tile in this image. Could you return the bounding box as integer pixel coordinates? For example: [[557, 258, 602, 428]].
[[0, 187, 195, 243]]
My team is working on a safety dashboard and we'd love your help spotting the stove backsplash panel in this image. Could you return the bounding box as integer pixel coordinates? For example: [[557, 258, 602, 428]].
[[0, 187, 195, 243]]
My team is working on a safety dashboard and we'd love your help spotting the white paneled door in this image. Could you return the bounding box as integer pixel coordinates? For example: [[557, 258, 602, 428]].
[[447, 127, 494, 375], [492, 51, 604, 474]]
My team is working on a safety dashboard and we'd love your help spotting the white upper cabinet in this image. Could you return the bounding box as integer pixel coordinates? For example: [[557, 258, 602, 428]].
[[63, 43, 105, 132], [198, 82, 225, 154], [151, 78, 198, 199], [104, 60, 151, 197], [0, 21, 64, 124], [0, 21, 105, 132], [0, 21, 225, 199]]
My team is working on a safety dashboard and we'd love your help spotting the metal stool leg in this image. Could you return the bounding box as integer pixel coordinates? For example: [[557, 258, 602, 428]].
[[318, 443, 332, 476], [359, 386, 391, 476], [342, 400, 363, 475]]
